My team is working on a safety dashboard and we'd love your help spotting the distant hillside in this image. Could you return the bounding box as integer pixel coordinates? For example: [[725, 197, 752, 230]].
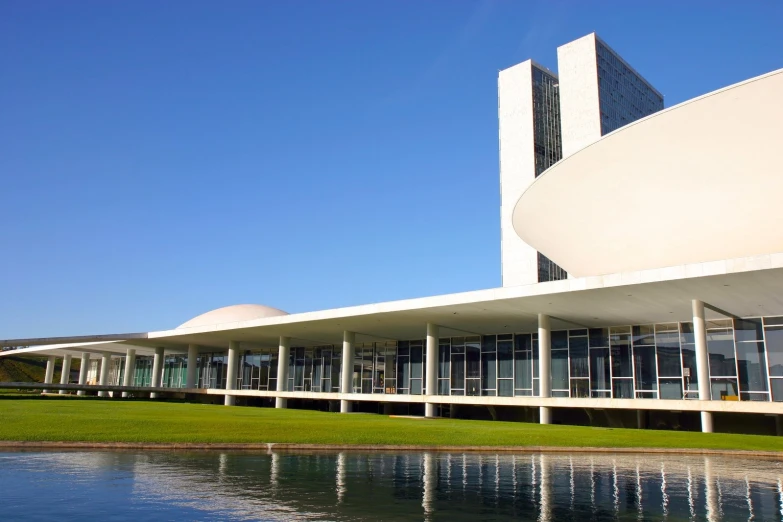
[[0, 355, 80, 383]]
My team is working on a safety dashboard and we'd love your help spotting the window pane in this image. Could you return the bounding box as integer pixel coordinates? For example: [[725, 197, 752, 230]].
[[736, 341, 768, 392], [571, 379, 589, 398], [771, 379, 783, 402], [466, 344, 480, 379], [611, 335, 633, 378], [612, 379, 633, 399], [410, 346, 422, 379], [765, 326, 783, 376], [482, 352, 497, 392], [481, 335, 496, 353], [514, 333, 531, 351], [633, 345, 657, 390], [708, 332, 736, 376], [659, 378, 683, 399], [552, 350, 569, 390], [633, 325, 655, 346], [498, 379, 513, 397], [681, 344, 698, 393], [552, 330, 568, 349], [656, 340, 682, 377], [569, 336, 588, 378], [590, 348, 611, 391], [711, 378, 738, 400], [589, 328, 608, 348], [734, 318, 763, 342], [450, 354, 465, 391], [498, 341, 513, 379], [514, 350, 532, 390], [438, 342, 449, 379]]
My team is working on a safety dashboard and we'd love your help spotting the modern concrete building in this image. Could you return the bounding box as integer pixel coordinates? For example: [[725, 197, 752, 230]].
[[2, 35, 783, 436], [500, 33, 663, 287]]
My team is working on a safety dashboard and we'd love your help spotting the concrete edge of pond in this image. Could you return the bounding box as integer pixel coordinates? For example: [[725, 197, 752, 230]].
[[0, 441, 782, 458]]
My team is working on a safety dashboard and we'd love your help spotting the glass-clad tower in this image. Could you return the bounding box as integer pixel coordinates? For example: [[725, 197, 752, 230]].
[[558, 33, 663, 157], [501, 33, 663, 287], [499, 61, 567, 287]]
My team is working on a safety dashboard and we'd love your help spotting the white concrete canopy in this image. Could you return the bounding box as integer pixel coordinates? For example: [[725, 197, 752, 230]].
[[4, 252, 783, 358], [513, 68, 783, 277]]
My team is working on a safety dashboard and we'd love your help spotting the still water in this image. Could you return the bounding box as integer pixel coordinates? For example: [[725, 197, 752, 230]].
[[2, 450, 782, 521]]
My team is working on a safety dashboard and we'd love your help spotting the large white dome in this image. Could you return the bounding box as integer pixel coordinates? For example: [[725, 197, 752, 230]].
[[176, 304, 288, 329]]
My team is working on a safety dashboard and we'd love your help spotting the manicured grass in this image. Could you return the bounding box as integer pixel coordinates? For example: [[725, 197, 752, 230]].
[[0, 397, 782, 451]]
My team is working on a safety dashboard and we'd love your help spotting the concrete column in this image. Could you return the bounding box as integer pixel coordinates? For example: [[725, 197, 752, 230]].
[[340, 331, 355, 413], [186, 344, 199, 389], [425, 323, 439, 418], [58, 354, 72, 395], [98, 352, 111, 397], [275, 336, 290, 408], [636, 409, 646, 429], [43, 355, 56, 394], [776, 415, 783, 437], [225, 340, 239, 406], [77, 353, 89, 396], [692, 300, 714, 433], [538, 313, 552, 425], [122, 348, 136, 398], [150, 346, 164, 399]]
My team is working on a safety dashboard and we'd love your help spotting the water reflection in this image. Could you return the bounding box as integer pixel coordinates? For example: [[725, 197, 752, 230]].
[[1, 450, 783, 521]]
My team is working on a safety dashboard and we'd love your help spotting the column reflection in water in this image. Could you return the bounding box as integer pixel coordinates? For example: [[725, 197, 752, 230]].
[[613, 459, 619, 516], [218, 452, 228, 479], [687, 465, 695, 520], [27, 451, 783, 521], [660, 462, 668, 518], [778, 478, 783, 519], [539, 454, 551, 522], [336, 452, 346, 504], [422, 453, 435, 519], [705, 456, 719, 522], [269, 452, 280, 492], [636, 460, 643, 520]]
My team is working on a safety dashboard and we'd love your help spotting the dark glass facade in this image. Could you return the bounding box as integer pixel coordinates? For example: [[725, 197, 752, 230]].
[[531, 64, 568, 283], [595, 40, 664, 135]]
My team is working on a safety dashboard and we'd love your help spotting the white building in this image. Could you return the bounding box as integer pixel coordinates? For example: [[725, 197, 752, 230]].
[[500, 33, 663, 287], [3, 35, 783, 436]]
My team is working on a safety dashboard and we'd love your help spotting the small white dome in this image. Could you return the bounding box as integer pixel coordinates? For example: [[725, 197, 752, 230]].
[[177, 304, 288, 329]]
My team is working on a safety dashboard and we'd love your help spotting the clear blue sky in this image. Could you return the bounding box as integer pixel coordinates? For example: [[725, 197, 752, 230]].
[[1, 1, 782, 338]]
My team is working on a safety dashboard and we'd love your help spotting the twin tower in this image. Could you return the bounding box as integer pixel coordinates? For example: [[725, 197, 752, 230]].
[[499, 33, 663, 286]]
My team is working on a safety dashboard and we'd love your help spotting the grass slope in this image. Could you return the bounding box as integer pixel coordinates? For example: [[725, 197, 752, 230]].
[[0, 356, 56, 383], [1, 398, 782, 451], [0, 355, 81, 383]]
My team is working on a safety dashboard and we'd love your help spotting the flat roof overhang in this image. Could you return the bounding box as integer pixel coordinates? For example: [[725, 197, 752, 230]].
[[4, 252, 783, 356], [513, 68, 783, 277]]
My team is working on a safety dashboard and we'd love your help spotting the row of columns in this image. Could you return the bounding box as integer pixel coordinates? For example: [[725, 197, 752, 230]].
[[38, 301, 716, 432], [535, 300, 714, 433]]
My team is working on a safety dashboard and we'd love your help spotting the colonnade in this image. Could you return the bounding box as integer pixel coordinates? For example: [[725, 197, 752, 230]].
[[35, 299, 718, 432]]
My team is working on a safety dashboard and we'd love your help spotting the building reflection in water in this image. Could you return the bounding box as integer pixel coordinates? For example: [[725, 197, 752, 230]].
[[12, 450, 783, 521]]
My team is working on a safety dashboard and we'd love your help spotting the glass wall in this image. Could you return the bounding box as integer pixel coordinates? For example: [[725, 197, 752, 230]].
[[143, 315, 783, 402], [162, 355, 186, 388]]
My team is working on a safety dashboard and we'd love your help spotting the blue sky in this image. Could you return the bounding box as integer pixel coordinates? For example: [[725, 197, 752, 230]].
[[1, 1, 782, 338]]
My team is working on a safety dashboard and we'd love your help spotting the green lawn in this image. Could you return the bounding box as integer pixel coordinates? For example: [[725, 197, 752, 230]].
[[1, 397, 782, 451]]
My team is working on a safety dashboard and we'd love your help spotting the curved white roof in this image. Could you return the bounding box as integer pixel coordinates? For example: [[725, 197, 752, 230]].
[[177, 304, 288, 329], [513, 68, 783, 277]]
